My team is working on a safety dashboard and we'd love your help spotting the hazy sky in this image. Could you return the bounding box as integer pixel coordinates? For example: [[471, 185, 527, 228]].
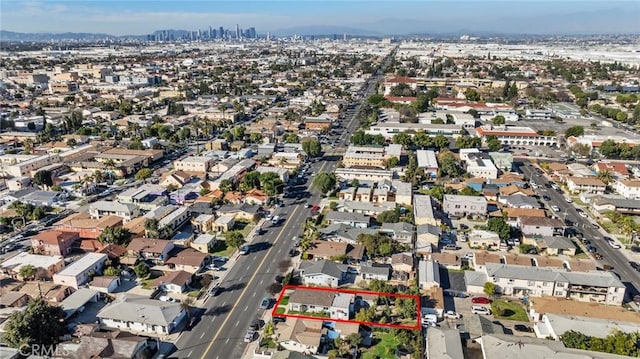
[[1, 0, 638, 35]]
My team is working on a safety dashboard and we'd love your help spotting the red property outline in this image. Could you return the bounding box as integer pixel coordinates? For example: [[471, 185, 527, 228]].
[[271, 285, 420, 330]]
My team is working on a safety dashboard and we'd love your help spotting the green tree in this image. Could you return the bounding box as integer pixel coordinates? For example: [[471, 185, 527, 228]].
[[301, 138, 321, 158], [486, 135, 502, 151], [599, 139, 621, 158], [2, 297, 66, 348], [103, 266, 120, 276], [219, 179, 234, 193], [33, 170, 53, 188], [225, 230, 246, 249], [392, 132, 413, 146], [134, 168, 154, 181], [433, 135, 449, 150], [97, 226, 132, 245], [313, 172, 337, 194], [483, 282, 496, 297], [492, 115, 506, 125], [487, 217, 510, 240], [377, 209, 400, 223], [242, 171, 262, 191], [144, 218, 160, 238], [438, 151, 464, 178], [18, 264, 36, 280], [459, 186, 481, 196], [465, 89, 481, 101], [134, 263, 149, 279], [565, 125, 585, 138], [597, 170, 614, 185]]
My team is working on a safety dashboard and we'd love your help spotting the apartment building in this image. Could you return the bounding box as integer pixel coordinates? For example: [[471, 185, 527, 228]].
[[173, 156, 213, 173], [365, 123, 463, 139], [342, 145, 401, 169], [334, 168, 394, 182], [465, 263, 625, 306], [566, 177, 606, 194], [413, 194, 440, 226], [614, 179, 640, 199], [464, 153, 498, 180], [475, 125, 557, 147], [442, 195, 488, 217], [0, 252, 65, 280], [89, 200, 139, 223], [5, 153, 60, 177], [416, 150, 438, 178], [53, 253, 108, 289]]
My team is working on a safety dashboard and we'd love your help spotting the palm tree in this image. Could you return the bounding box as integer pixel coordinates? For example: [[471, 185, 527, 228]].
[[144, 218, 160, 238], [597, 170, 614, 186]]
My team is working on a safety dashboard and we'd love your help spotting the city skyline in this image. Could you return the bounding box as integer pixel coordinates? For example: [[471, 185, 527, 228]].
[[1, 0, 639, 36]]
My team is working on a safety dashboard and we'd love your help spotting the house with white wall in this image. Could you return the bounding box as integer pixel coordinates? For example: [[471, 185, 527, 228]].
[[97, 294, 186, 334]]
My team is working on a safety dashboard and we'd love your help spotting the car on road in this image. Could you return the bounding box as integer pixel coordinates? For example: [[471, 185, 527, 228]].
[[592, 223, 600, 229], [587, 245, 597, 253], [565, 197, 573, 203], [594, 253, 604, 260], [471, 297, 491, 304], [209, 286, 223, 296], [244, 330, 256, 343], [578, 211, 588, 218], [551, 205, 560, 212], [608, 240, 622, 249], [260, 297, 271, 310], [159, 296, 179, 303], [444, 311, 462, 319], [249, 319, 263, 330], [542, 195, 551, 201], [629, 261, 640, 272], [288, 248, 299, 257], [471, 306, 492, 315], [514, 324, 532, 332]]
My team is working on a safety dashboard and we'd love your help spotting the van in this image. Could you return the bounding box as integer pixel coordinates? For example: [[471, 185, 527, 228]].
[[471, 306, 491, 315], [271, 216, 280, 225], [422, 314, 438, 327]]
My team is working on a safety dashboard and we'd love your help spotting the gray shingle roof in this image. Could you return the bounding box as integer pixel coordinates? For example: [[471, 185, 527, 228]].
[[299, 260, 347, 279], [97, 294, 183, 327]]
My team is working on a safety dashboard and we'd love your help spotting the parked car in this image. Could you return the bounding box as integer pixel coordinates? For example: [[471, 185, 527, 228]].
[[565, 197, 573, 203], [471, 297, 491, 304], [272, 316, 286, 324], [514, 324, 532, 332], [471, 306, 492, 315], [158, 296, 179, 303], [260, 297, 271, 310], [551, 205, 560, 212], [249, 319, 262, 331], [629, 261, 640, 272], [444, 311, 462, 319], [244, 330, 256, 343], [185, 316, 200, 330]]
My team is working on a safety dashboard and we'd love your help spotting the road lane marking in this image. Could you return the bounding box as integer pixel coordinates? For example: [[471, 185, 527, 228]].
[[226, 338, 230, 344], [235, 320, 240, 327], [200, 205, 301, 359], [245, 305, 249, 311], [188, 351, 193, 357], [200, 332, 205, 339], [260, 279, 263, 285]]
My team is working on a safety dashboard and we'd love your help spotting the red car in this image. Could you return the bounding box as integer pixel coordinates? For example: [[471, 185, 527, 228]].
[[471, 297, 491, 304]]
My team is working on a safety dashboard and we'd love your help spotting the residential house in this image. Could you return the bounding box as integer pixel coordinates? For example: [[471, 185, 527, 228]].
[[89, 276, 121, 294], [442, 195, 487, 217], [391, 252, 414, 274], [416, 150, 439, 178], [0, 252, 65, 280], [53, 253, 108, 289], [59, 288, 101, 320], [594, 161, 628, 178], [97, 294, 186, 334], [52, 213, 123, 239], [56, 330, 151, 359], [125, 237, 175, 264], [468, 230, 501, 250], [89, 200, 139, 223], [213, 216, 235, 233], [464, 153, 499, 180], [614, 179, 640, 199], [325, 211, 370, 229], [306, 241, 365, 262], [416, 224, 442, 253], [499, 194, 541, 209], [299, 260, 348, 288], [418, 259, 441, 289], [317, 223, 376, 244], [0, 292, 30, 308], [173, 156, 213, 173], [360, 264, 391, 281], [566, 177, 606, 194], [503, 208, 546, 227], [413, 195, 440, 226], [380, 222, 416, 245], [591, 196, 640, 216], [165, 247, 208, 274], [30, 230, 79, 257], [216, 203, 259, 222], [288, 290, 354, 321], [517, 217, 564, 237], [523, 236, 577, 256], [152, 270, 193, 294], [160, 171, 193, 188], [426, 328, 465, 359], [276, 318, 324, 355], [244, 189, 269, 205], [190, 233, 217, 254], [465, 263, 625, 305], [191, 214, 217, 233]]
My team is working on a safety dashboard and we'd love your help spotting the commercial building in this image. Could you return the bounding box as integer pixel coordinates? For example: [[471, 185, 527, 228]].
[[475, 125, 557, 147], [342, 145, 401, 169]]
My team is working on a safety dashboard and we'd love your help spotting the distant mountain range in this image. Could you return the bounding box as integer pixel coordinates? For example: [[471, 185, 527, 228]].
[[0, 30, 125, 42]]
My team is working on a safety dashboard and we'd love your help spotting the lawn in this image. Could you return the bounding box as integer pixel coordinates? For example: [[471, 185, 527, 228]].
[[362, 332, 399, 359], [235, 220, 255, 238], [491, 300, 529, 322], [275, 307, 286, 314], [280, 296, 289, 306], [210, 241, 235, 257], [287, 310, 330, 318]]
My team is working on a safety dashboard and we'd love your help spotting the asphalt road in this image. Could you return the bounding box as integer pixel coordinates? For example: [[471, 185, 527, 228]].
[[519, 160, 640, 299], [171, 48, 396, 359]]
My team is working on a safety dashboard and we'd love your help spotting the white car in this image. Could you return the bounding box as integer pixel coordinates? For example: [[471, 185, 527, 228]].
[[551, 205, 560, 212], [608, 240, 622, 249], [444, 310, 462, 319], [471, 306, 492, 315], [578, 211, 588, 218], [565, 197, 573, 203]]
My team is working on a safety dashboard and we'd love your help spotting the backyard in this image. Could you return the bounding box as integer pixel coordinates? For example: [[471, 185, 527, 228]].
[[362, 332, 399, 359], [490, 300, 529, 322], [210, 241, 235, 257]]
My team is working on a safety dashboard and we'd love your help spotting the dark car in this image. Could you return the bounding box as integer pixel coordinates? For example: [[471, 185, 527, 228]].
[[629, 261, 640, 271], [542, 195, 551, 201], [514, 324, 532, 332], [249, 319, 263, 330], [272, 316, 286, 324], [209, 286, 223, 296]]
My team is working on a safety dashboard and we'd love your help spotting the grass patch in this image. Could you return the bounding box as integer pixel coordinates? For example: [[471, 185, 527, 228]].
[[280, 296, 289, 306], [287, 310, 330, 318], [275, 307, 286, 314], [187, 290, 200, 298], [235, 220, 255, 238], [363, 332, 399, 359], [260, 338, 277, 349], [574, 252, 590, 259], [210, 241, 235, 257], [491, 300, 529, 322]]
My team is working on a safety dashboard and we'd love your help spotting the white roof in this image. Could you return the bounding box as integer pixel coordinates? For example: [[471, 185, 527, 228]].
[[193, 233, 216, 245], [55, 253, 107, 277], [0, 252, 63, 272], [416, 150, 438, 168]]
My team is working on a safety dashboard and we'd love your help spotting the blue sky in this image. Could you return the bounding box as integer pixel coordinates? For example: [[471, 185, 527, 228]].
[[1, 1, 638, 35]]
